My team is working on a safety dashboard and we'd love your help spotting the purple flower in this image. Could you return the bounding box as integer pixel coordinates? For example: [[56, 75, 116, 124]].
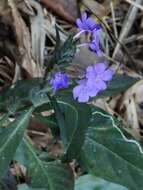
[[73, 63, 114, 103], [76, 11, 101, 32], [73, 79, 99, 103], [86, 63, 114, 91], [89, 30, 102, 56], [73, 80, 90, 102], [50, 70, 69, 91]]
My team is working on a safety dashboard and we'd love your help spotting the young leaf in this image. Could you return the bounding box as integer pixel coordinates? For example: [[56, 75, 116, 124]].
[[49, 35, 77, 67], [16, 138, 74, 190], [75, 174, 128, 190], [0, 107, 33, 178], [80, 107, 143, 190]]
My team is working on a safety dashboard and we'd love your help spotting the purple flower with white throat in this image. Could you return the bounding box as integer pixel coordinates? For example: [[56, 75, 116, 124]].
[[50, 70, 69, 91], [76, 11, 101, 32], [86, 63, 114, 91], [89, 30, 102, 56]]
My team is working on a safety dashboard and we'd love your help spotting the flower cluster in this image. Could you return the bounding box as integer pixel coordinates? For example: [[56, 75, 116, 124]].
[[73, 63, 114, 102], [49, 11, 114, 103], [76, 11, 100, 32], [76, 11, 102, 55], [50, 70, 69, 91]]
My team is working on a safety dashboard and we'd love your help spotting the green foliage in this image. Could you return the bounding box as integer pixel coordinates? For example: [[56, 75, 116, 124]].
[[0, 31, 141, 189], [0, 72, 140, 189], [51, 34, 77, 66], [18, 184, 44, 190], [0, 108, 33, 178], [0, 78, 51, 113], [16, 138, 74, 190], [33, 92, 92, 160], [57, 93, 91, 160], [75, 175, 128, 190], [80, 108, 143, 190], [96, 74, 139, 98]]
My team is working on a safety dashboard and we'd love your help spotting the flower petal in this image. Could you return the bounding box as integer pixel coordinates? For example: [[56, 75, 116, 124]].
[[94, 63, 107, 74], [86, 65, 95, 79], [96, 79, 107, 90], [88, 85, 99, 97], [89, 42, 97, 51], [89, 41, 102, 56], [76, 18, 83, 30], [50, 70, 69, 91], [73, 85, 83, 99], [62, 74, 69, 87], [78, 93, 89, 103], [73, 79, 90, 102], [93, 24, 101, 32], [102, 69, 114, 81], [86, 17, 96, 30], [82, 12, 87, 22]]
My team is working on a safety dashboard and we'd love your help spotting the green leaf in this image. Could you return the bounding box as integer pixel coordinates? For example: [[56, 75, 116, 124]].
[[75, 175, 128, 190], [36, 92, 92, 160], [34, 114, 58, 136], [33, 101, 59, 137], [48, 95, 68, 147], [0, 182, 7, 190], [0, 108, 33, 178], [15, 138, 55, 167], [17, 138, 74, 190], [0, 113, 10, 127], [0, 78, 50, 113], [15, 139, 38, 168], [57, 93, 91, 160], [96, 74, 139, 98], [49, 35, 77, 68], [18, 184, 44, 190], [80, 107, 143, 190]]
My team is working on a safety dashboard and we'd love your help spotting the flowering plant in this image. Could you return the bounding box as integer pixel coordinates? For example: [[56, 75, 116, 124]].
[[0, 11, 141, 190]]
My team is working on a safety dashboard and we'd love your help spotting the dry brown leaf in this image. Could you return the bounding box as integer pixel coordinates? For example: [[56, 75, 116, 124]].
[[15, 0, 35, 16], [123, 96, 140, 139], [30, 0, 46, 71], [82, 0, 121, 18], [120, 80, 143, 104], [103, 0, 122, 11], [0, 56, 15, 89], [41, 0, 78, 23], [116, 80, 143, 140], [82, 0, 107, 17], [8, 0, 42, 77], [0, 0, 8, 12]]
